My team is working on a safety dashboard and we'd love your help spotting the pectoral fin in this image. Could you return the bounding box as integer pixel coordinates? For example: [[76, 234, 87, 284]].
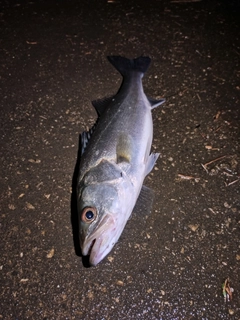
[[144, 153, 160, 176], [148, 97, 165, 109], [132, 185, 155, 218]]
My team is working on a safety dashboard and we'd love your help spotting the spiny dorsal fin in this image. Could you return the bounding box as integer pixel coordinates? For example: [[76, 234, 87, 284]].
[[81, 131, 88, 155], [148, 97, 165, 109], [81, 121, 98, 155]]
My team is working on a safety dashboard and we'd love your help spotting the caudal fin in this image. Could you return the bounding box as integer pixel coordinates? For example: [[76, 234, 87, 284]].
[[107, 56, 151, 77]]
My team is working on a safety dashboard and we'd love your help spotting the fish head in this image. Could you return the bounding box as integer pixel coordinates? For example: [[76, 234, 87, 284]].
[[78, 182, 129, 266]]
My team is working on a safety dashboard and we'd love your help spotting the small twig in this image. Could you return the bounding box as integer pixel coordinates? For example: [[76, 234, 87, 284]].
[[201, 163, 208, 173], [177, 174, 200, 182], [214, 126, 222, 132], [233, 49, 240, 56], [205, 145, 220, 151], [26, 40, 37, 45], [178, 88, 189, 96], [196, 93, 201, 101], [203, 155, 229, 168], [177, 174, 195, 180], [213, 74, 226, 82], [222, 171, 234, 177], [213, 111, 221, 120], [225, 179, 240, 187], [208, 208, 216, 214]]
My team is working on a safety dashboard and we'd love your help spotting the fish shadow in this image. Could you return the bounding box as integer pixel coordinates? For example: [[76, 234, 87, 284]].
[[70, 134, 91, 268]]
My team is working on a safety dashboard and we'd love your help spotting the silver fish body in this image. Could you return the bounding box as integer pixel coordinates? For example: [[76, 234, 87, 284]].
[[77, 56, 165, 266]]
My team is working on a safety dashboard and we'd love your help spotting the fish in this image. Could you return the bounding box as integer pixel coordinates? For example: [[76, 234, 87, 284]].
[[77, 55, 165, 266]]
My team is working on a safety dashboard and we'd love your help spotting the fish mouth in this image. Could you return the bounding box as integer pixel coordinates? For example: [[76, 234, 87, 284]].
[[86, 239, 96, 256], [82, 213, 117, 266]]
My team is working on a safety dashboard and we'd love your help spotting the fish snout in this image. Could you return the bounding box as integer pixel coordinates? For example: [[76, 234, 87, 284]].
[[81, 213, 117, 266]]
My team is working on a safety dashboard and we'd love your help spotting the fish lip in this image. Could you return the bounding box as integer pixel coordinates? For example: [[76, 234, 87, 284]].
[[82, 213, 116, 265], [86, 239, 96, 256], [81, 236, 96, 257]]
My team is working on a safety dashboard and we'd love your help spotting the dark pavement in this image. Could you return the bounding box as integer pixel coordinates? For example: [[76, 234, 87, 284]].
[[0, 0, 240, 319]]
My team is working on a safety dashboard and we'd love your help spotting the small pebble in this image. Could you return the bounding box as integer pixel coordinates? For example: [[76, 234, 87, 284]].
[[47, 248, 55, 259], [188, 224, 199, 232]]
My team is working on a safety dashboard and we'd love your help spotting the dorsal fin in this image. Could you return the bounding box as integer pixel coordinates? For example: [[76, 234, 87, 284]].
[[148, 97, 165, 109], [92, 96, 115, 116], [81, 121, 98, 155], [81, 131, 88, 155]]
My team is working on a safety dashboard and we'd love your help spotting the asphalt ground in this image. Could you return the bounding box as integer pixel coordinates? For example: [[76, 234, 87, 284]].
[[0, 0, 239, 319]]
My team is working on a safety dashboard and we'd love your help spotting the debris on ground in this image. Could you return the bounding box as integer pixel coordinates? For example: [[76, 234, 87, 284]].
[[222, 278, 234, 302]]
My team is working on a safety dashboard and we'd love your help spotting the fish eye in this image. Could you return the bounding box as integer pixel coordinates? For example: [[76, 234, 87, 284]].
[[81, 207, 97, 223]]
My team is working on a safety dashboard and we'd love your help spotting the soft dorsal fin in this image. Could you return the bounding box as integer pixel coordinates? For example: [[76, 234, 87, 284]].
[[92, 96, 115, 116], [148, 97, 165, 109]]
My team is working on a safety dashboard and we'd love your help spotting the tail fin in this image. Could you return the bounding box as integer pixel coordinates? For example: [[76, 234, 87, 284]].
[[107, 56, 151, 77]]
